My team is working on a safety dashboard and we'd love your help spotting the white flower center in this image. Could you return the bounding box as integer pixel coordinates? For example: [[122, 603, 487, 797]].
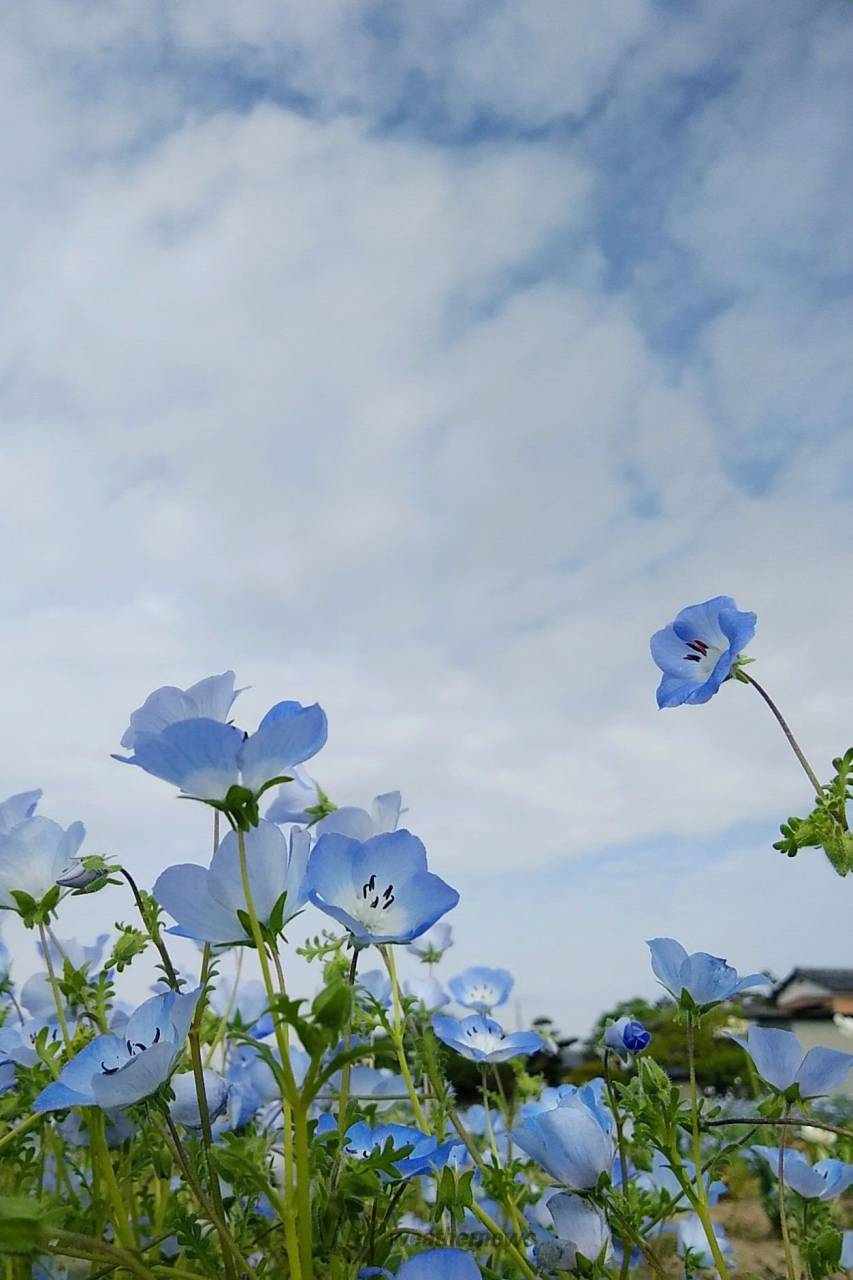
[[681, 636, 723, 678]]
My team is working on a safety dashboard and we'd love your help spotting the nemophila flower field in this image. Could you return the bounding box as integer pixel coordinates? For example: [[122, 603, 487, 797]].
[[0, 599, 851, 1279]]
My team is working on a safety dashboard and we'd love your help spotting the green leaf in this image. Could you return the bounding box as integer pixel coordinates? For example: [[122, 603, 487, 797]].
[[0, 1196, 64, 1255]]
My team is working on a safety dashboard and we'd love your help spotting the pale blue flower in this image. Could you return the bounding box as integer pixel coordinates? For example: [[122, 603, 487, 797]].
[[404, 974, 449, 1010], [119, 671, 241, 749], [651, 596, 756, 708], [432, 1013, 543, 1063], [0, 816, 85, 910], [114, 698, 327, 802], [0, 1017, 63, 1067], [39, 933, 109, 973], [312, 792, 403, 842], [169, 1069, 229, 1129], [34, 987, 200, 1112], [153, 820, 310, 945], [265, 766, 324, 824], [636, 1150, 726, 1205], [511, 1094, 615, 1189], [0, 789, 42, 834], [343, 1121, 455, 1179], [357, 969, 392, 1008], [726, 1025, 853, 1099], [751, 1147, 853, 1200], [647, 937, 768, 1008], [327, 1066, 404, 1110], [359, 1248, 481, 1279], [604, 1015, 652, 1056], [306, 829, 459, 946], [448, 966, 513, 1012], [407, 922, 453, 961], [537, 1192, 613, 1271]]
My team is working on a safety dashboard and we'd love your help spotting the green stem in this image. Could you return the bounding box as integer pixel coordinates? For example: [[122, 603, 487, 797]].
[[47, 1230, 159, 1280], [89, 1109, 136, 1251], [37, 922, 70, 1046], [603, 1051, 631, 1280], [468, 1201, 536, 1280], [686, 1016, 731, 1280], [0, 1111, 42, 1155], [120, 867, 180, 988], [383, 945, 428, 1130], [336, 947, 360, 1149], [160, 1109, 258, 1280], [778, 1110, 799, 1280], [186, 944, 237, 1280], [743, 673, 823, 798], [236, 825, 306, 1280]]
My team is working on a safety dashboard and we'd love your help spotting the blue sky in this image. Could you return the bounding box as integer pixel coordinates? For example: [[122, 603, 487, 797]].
[[1, 1, 852, 1034]]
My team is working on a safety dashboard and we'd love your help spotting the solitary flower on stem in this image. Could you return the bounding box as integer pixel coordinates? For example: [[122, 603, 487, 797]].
[[604, 1015, 651, 1056], [305, 829, 458, 946], [751, 1147, 853, 1200], [0, 816, 86, 913], [153, 820, 310, 946], [119, 672, 242, 749], [432, 1013, 543, 1063], [647, 937, 768, 1009], [511, 1094, 615, 1189], [114, 696, 327, 805], [448, 966, 513, 1012], [34, 987, 200, 1111], [651, 595, 756, 708], [726, 1025, 853, 1099]]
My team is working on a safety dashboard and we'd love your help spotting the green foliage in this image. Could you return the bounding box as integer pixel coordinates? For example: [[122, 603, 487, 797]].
[[774, 748, 853, 876]]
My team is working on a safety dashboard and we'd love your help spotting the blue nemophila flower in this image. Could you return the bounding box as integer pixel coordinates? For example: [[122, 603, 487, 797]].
[[359, 1248, 482, 1280], [0, 789, 42, 834], [727, 1025, 853, 1099], [33, 987, 200, 1112], [536, 1192, 613, 1272], [343, 1121, 455, 1179], [404, 974, 449, 1010], [169, 1069, 229, 1129], [676, 1214, 735, 1271], [153, 820, 310, 945], [305, 829, 459, 946], [310, 791, 402, 841], [432, 1013, 543, 1063], [751, 1147, 853, 1200], [265, 766, 328, 825], [39, 933, 109, 974], [357, 969, 393, 1008], [407, 921, 453, 961], [651, 595, 756, 708], [119, 671, 241, 750], [0, 816, 86, 911], [635, 1150, 726, 1205], [604, 1015, 651, 1056], [511, 1093, 616, 1189], [448, 966, 513, 1012], [114, 697, 327, 802], [647, 937, 768, 1009]]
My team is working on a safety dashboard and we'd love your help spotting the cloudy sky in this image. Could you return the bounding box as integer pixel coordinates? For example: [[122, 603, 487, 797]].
[[2, 1, 852, 1037]]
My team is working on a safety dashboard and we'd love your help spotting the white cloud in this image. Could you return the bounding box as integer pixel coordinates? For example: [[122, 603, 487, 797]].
[[0, 3, 850, 1029]]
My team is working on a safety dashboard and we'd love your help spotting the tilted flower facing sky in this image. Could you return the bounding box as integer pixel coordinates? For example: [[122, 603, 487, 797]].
[[448, 966, 513, 1012], [34, 987, 200, 1112], [727, 1025, 853, 1098], [432, 1013, 543, 1064], [153, 820, 310, 945], [265, 765, 326, 825], [647, 937, 768, 1008], [114, 697, 328, 802], [407, 921, 453, 962], [119, 671, 241, 750], [0, 815, 86, 910], [651, 595, 756, 709], [751, 1147, 853, 1200], [511, 1093, 615, 1190], [305, 829, 459, 946]]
